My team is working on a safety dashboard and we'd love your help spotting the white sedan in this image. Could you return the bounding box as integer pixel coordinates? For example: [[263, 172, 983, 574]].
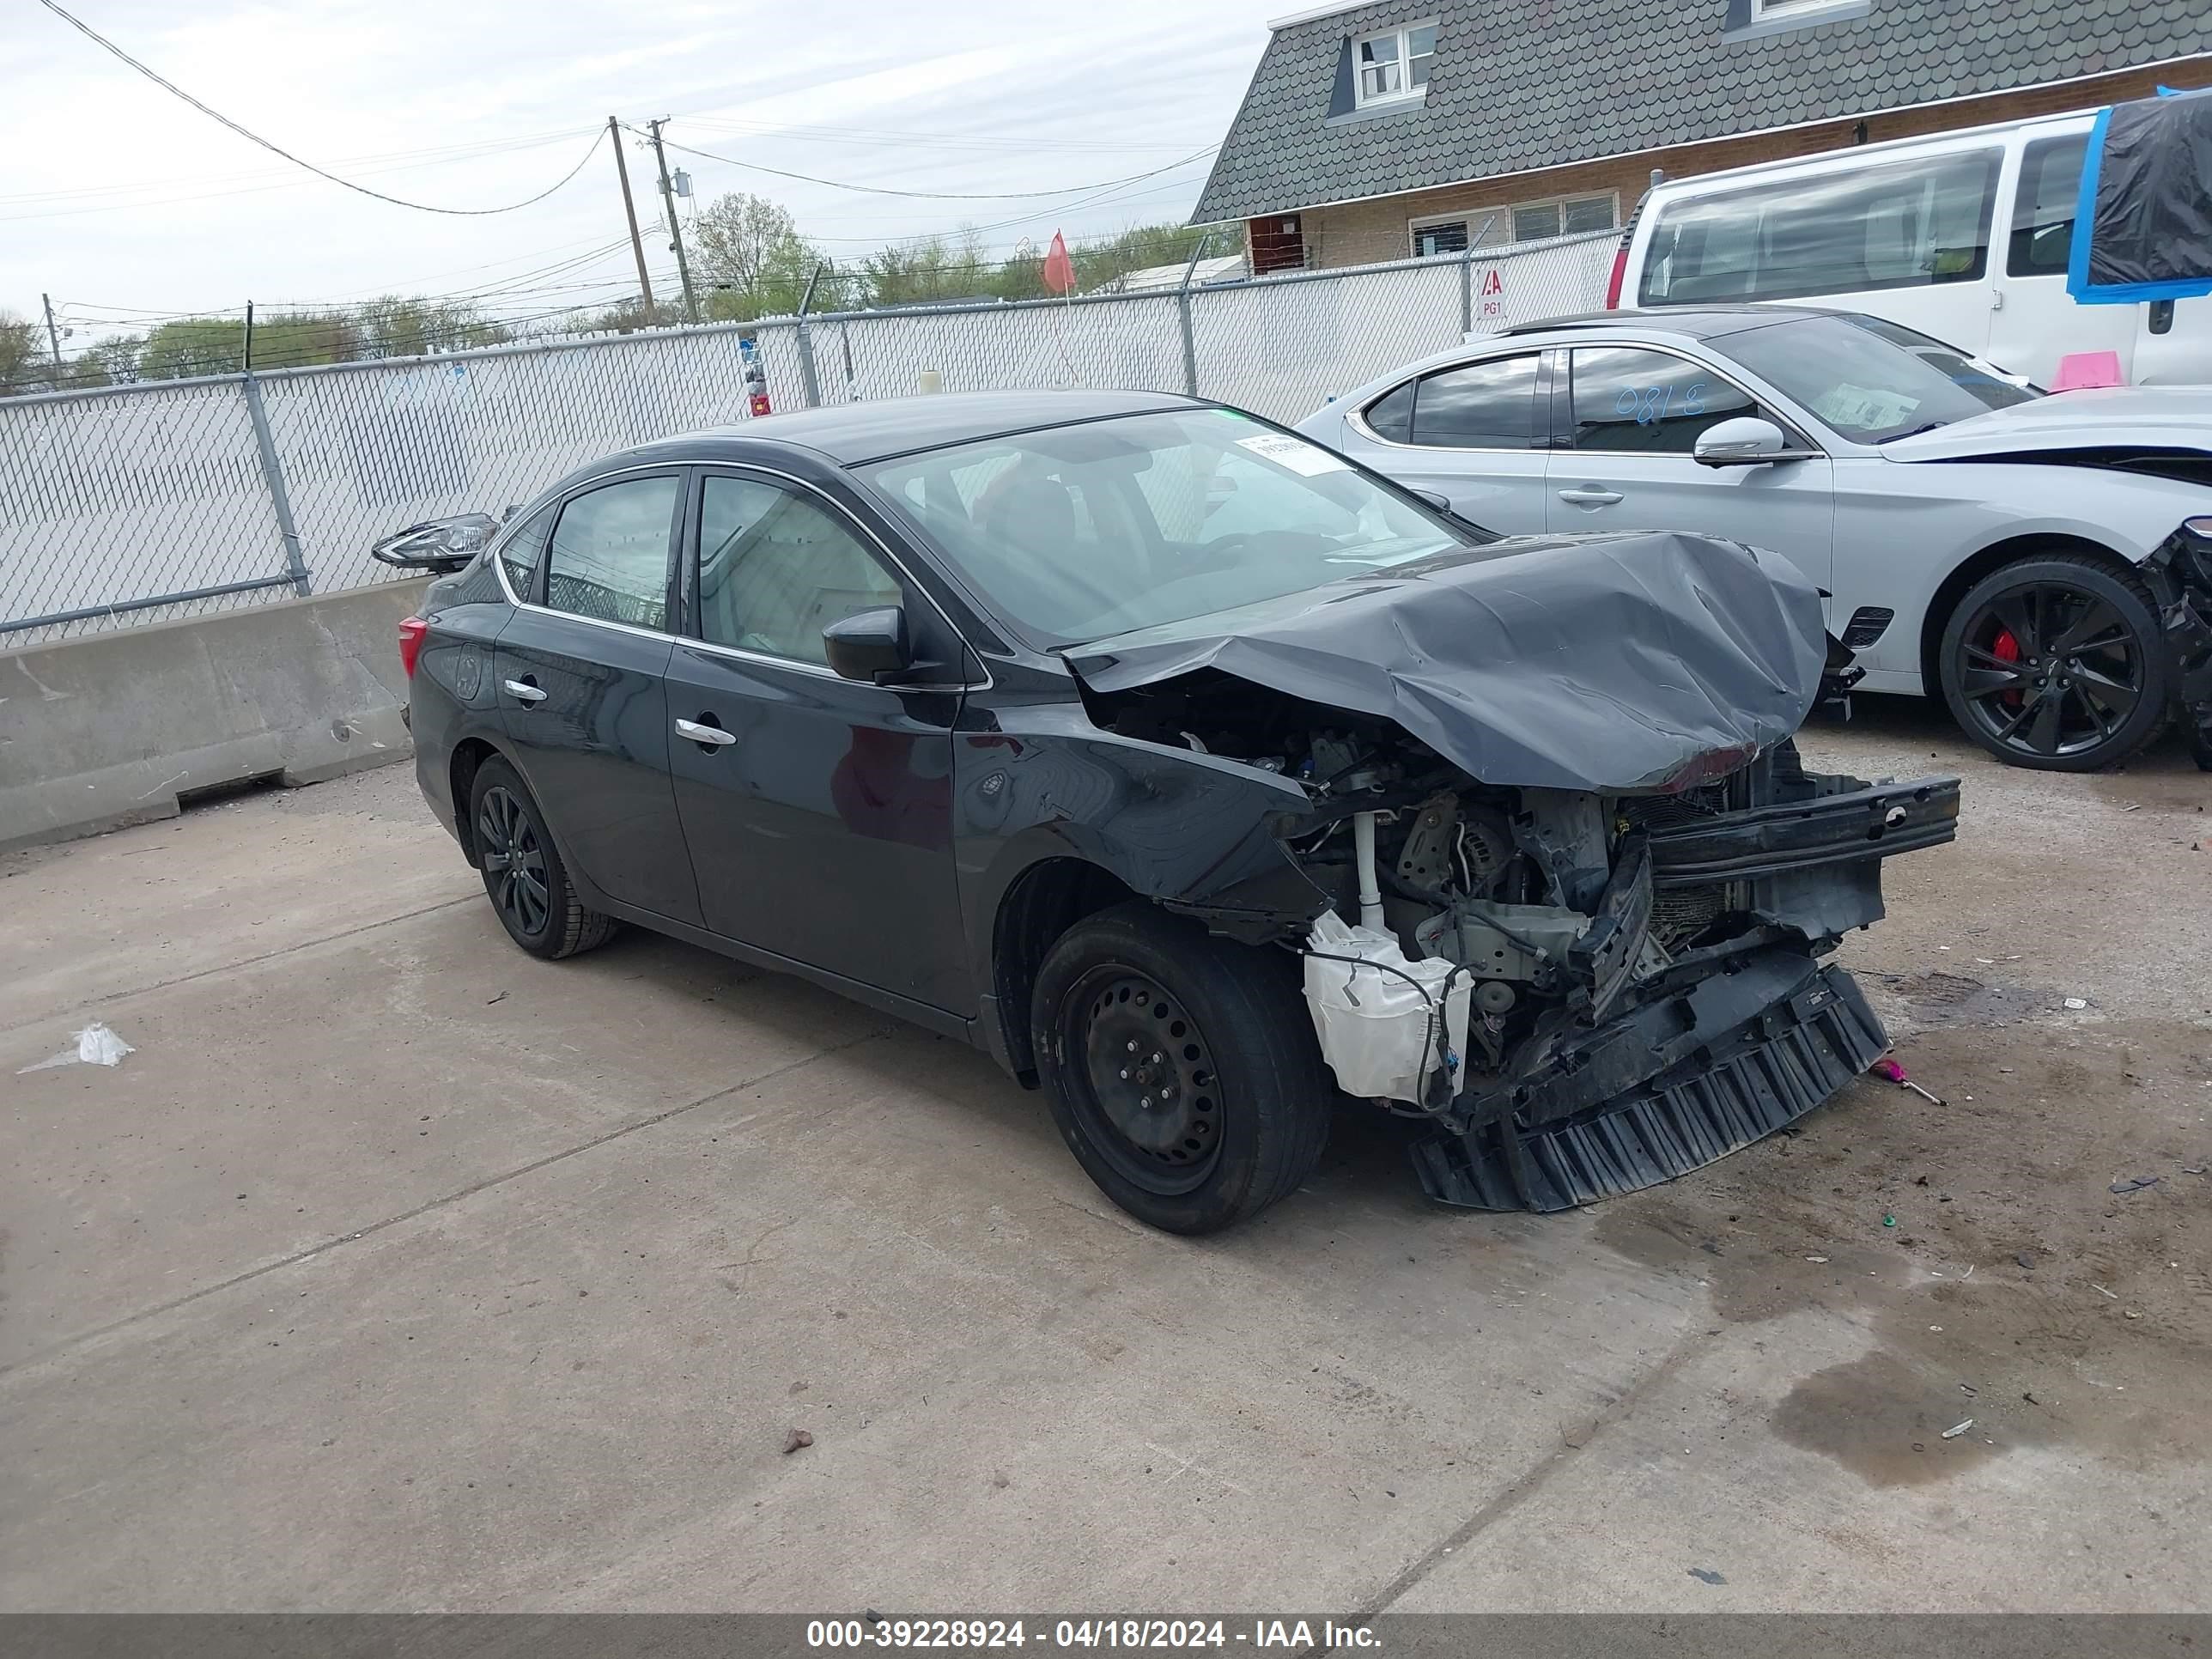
[[1299, 307, 2212, 771]]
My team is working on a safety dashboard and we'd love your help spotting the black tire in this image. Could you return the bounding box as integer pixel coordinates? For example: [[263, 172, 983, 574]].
[[1030, 901, 1331, 1234], [1938, 554, 2169, 771], [467, 757, 618, 960]]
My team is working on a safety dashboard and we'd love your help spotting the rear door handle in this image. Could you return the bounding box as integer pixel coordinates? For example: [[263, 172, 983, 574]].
[[502, 678, 547, 704], [1557, 487, 1623, 506], [675, 717, 737, 748]]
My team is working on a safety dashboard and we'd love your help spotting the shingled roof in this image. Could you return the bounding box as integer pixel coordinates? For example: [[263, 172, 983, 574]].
[[1192, 0, 2212, 222]]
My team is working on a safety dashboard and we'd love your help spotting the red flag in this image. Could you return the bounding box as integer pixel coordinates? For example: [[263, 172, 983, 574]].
[[1041, 230, 1075, 295]]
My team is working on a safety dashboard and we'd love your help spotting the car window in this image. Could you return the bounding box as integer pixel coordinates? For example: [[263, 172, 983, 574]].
[[1409, 354, 1542, 448], [497, 504, 554, 598], [696, 475, 902, 665], [544, 476, 678, 630], [1362, 380, 1415, 442], [1724, 313, 2037, 443], [1567, 347, 1760, 454], [1639, 149, 2001, 304], [2006, 133, 2087, 277], [861, 408, 1481, 647]]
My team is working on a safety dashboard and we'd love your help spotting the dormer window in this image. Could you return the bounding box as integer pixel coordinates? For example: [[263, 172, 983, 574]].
[[1354, 22, 1437, 106]]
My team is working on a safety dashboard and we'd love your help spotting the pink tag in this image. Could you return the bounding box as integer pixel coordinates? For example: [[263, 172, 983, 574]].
[[2051, 350, 2124, 391]]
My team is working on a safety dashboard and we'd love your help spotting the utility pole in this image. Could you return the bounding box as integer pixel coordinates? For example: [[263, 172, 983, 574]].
[[645, 118, 699, 325], [608, 116, 656, 323], [40, 293, 64, 378]]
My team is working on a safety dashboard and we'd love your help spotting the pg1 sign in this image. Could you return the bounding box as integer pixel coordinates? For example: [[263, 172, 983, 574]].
[[1474, 265, 1504, 327]]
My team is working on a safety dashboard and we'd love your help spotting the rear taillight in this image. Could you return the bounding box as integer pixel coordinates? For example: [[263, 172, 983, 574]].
[[398, 615, 428, 678], [1604, 244, 1630, 309]]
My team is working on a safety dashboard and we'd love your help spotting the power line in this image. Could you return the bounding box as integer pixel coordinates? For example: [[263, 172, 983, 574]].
[[795, 160, 1224, 245], [34, 0, 606, 216], [642, 127, 1219, 204], [0, 125, 605, 209], [671, 112, 1216, 155]]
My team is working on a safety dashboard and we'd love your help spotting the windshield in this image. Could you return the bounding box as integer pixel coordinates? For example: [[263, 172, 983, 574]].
[[860, 408, 1484, 645], [1724, 313, 2039, 443]]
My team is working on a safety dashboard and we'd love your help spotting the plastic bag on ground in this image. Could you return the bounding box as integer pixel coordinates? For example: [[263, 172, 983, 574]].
[[17, 1023, 134, 1073], [1303, 911, 1472, 1104]]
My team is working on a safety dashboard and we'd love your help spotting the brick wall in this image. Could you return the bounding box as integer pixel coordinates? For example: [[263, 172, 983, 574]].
[[1274, 57, 2212, 270]]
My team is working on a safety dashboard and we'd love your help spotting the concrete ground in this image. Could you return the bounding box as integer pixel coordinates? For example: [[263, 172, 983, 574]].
[[2, 703, 2207, 1613]]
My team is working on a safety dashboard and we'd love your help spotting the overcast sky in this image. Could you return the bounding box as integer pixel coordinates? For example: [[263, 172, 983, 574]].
[[3, 0, 1287, 344]]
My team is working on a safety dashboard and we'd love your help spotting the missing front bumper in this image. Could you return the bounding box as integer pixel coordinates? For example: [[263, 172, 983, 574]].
[[1409, 957, 1887, 1212]]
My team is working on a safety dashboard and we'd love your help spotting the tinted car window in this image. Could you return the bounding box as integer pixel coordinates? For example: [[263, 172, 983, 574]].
[[696, 475, 902, 665], [1725, 313, 2036, 443], [544, 476, 678, 631], [1363, 380, 1415, 441], [1409, 355, 1541, 448], [1640, 149, 2001, 304], [497, 504, 554, 597], [2006, 133, 2087, 276], [1567, 347, 1759, 453]]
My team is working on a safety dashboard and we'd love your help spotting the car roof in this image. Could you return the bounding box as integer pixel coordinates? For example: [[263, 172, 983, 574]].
[[1501, 306, 1831, 341], [629, 388, 1203, 467]]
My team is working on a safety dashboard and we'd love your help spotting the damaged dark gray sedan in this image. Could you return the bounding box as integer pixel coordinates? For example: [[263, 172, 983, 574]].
[[392, 390, 1960, 1233]]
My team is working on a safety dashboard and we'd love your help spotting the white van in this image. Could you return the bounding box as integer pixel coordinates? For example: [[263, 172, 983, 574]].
[[1614, 109, 2211, 386]]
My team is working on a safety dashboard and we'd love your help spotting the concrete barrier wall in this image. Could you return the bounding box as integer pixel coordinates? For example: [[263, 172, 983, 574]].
[[0, 578, 429, 851]]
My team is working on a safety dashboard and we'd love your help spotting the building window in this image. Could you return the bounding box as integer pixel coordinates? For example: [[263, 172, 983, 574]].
[[1354, 23, 1437, 106], [1512, 194, 1618, 243], [1410, 194, 1615, 258], [1753, 0, 1832, 12], [1412, 219, 1468, 258]]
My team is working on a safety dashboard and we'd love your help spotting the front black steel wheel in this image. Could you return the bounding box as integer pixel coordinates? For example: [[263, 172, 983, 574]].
[[1066, 967, 1226, 1197], [1031, 902, 1331, 1234], [466, 757, 618, 960], [1938, 556, 2168, 771]]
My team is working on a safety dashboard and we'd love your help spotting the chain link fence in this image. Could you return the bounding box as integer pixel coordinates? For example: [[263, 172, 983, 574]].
[[2, 229, 1613, 645]]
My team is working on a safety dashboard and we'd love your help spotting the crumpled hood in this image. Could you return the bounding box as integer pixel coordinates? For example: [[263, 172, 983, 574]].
[[1065, 531, 1827, 794], [1882, 386, 2212, 462]]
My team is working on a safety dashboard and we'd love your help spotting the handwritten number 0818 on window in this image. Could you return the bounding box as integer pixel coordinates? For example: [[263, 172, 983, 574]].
[[1614, 381, 1708, 426]]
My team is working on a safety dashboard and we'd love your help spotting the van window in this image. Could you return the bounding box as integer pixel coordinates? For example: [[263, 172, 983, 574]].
[[2006, 133, 2088, 277], [1639, 149, 2002, 305]]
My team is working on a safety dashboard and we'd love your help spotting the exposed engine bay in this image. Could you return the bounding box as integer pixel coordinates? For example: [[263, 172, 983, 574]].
[[1086, 670, 1963, 1211]]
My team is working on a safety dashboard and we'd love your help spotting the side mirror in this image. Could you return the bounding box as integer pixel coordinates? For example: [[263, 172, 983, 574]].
[[371, 513, 501, 573], [823, 606, 911, 684], [1411, 487, 1454, 513], [1693, 417, 1790, 467]]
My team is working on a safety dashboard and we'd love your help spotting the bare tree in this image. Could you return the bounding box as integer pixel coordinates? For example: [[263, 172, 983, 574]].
[[692, 192, 817, 320]]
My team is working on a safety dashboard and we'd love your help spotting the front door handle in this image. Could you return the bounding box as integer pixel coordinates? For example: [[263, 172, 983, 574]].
[[1557, 487, 1624, 507], [502, 678, 548, 704], [675, 717, 737, 749]]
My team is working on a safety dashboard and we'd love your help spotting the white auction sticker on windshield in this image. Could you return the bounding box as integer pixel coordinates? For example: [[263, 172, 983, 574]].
[[1236, 433, 1349, 476]]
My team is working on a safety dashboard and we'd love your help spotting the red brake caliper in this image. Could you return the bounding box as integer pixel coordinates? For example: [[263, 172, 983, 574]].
[[1991, 625, 2023, 709]]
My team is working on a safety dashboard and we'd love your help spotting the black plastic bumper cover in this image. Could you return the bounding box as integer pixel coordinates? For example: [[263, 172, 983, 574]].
[[2147, 537, 2212, 768], [1410, 957, 1887, 1212]]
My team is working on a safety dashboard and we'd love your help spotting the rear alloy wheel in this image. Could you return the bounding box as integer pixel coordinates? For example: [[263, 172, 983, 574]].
[[1939, 556, 2168, 771], [1032, 901, 1331, 1235], [468, 757, 618, 960]]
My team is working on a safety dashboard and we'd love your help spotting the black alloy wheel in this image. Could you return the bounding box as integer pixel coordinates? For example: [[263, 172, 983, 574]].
[[478, 783, 550, 939], [466, 757, 618, 959], [1939, 556, 2168, 771]]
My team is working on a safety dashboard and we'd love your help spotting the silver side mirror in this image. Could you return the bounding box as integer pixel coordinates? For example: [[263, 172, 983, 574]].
[[1693, 416, 1789, 467]]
